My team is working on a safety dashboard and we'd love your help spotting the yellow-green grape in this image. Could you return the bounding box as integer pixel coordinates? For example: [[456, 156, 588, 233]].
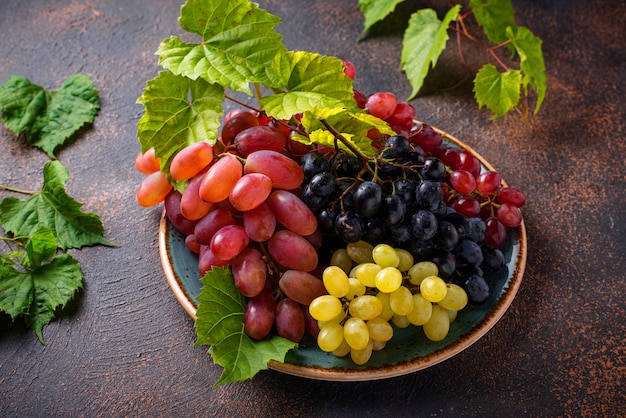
[[419, 276, 448, 303], [423, 305, 450, 341], [346, 240, 374, 264], [343, 317, 370, 350], [322, 266, 350, 298], [408, 261, 438, 285], [350, 339, 374, 365], [366, 317, 393, 342], [371, 339, 386, 351], [389, 285, 414, 316], [348, 265, 359, 278], [372, 243, 399, 268], [395, 248, 414, 272], [438, 283, 468, 311], [392, 313, 411, 328], [330, 248, 353, 274], [354, 262, 381, 287], [447, 309, 458, 323], [345, 277, 366, 300], [375, 267, 403, 293], [309, 295, 343, 322], [317, 310, 345, 329], [375, 291, 394, 321], [317, 322, 344, 352], [332, 339, 351, 357], [406, 293, 433, 326], [348, 295, 383, 320]]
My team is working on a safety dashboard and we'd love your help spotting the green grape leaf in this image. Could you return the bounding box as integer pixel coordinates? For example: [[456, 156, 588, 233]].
[[358, 0, 406, 37], [194, 267, 297, 387], [473, 64, 522, 119], [0, 160, 116, 250], [0, 253, 83, 343], [0, 74, 100, 157], [156, 0, 287, 94], [22, 226, 58, 269], [136, 70, 224, 177], [401, 6, 461, 100], [259, 51, 356, 120], [470, 0, 516, 45], [295, 107, 396, 157], [506, 26, 547, 114]]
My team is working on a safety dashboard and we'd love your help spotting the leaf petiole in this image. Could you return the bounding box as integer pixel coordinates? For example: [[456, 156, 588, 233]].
[[0, 184, 38, 195]]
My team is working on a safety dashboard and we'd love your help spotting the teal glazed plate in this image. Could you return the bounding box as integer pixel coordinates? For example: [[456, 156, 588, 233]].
[[159, 126, 527, 382]]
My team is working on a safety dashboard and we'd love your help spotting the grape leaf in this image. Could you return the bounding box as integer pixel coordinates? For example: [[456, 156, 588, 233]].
[[0, 252, 83, 343], [194, 267, 297, 387], [506, 26, 547, 114], [401, 6, 461, 100], [22, 226, 57, 269], [0, 74, 100, 157], [0, 160, 116, 250], [259, 51, 356, 120], [473, 64, 522, 119], [295, 107, 396, 157], [136, 70, 224, 178], [358, 0, 406, 37], [156, 0, 287, 95], [470, 0, 516, 45]]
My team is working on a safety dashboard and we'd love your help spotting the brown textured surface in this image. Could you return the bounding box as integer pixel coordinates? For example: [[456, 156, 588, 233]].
[[0, 0, 624, 416]]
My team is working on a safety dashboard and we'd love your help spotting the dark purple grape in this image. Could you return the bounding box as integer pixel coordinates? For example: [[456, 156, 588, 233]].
[[419, 157, 445, 181], [394, 179, 418, 208], [411, 210, 438, 240], [468, 217, 486, 243], [435, 220, 459, 251], [382, 194, 406, 227], [308, 172, 336, 196], [300, 152, 330, 180], [317, 207, 339, 232], [464, 274, 490, 304], [332, 153, 361, 177], [481, 246, 505, 272], [353, 181, 383, 219], [454, 239, 484, 268], [382, 135, 411, 159], [445, 212, 471, 238], [334, 211, 365, 243], [416, 180, 444, 210], [335, 178, 356, 210], [363, 217, 386, 243], [430, 249, 456, 279], [389, 221, 412, 243], [404, 238, 434, 260], [301, 184, 329, 213]]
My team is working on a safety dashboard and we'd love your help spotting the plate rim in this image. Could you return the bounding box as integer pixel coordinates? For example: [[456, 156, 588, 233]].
[[159, 124, 527, 382]]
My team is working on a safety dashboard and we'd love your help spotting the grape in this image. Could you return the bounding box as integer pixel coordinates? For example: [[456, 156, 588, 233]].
[[482, 246, 505, 272], [228, 173, 273, 211], [184, 234, 201, 254], [440, 146, 461, 169], [332, 153, 361, 177], [300, 152, 330, 180], [409, 123, 443, 154], [372, 243, 399, 268], [269, 230, 319, 272], [231, 248, 266, 297], [353, 89, 367, 109], [350, 339, 374, 365], [497, 187, 526, 207], [445, 212, 471, 238], [354, 263, 381, 287], [210, 225, 249, 261], [382, 135, 411, 159], [193, 207, 236, 245], [244, 290, 276, 340], [430, 250, 456, 279], [375, 291, 394, 321], [416, 180, 443, 211], [136, 171, 172, 207], [375, 267, 403, 293], [180, 172, 214, 221], [330, 248, 353, 274], [456, 151, 481, 179], [385, 101, 415, 129], [497, 203, 523, 227], [221, 109, 259, 145], [455, 239, 484, 268], [199, 155, 243, 203], [348, 295, 383, 320], [346, 240, 374, 264], [342, 59, 356, 79], [451, 196, 481, 218], [278, 270, 327, 305], [243, 202, 276, 242], [353, 181, 383, 218], [406, 294, 432, 326], [419, 276, 448, 302], [476, 171, 502, 195], [317, 322, 344, 352], [309, 295, 343, 321], [381, 194, 406, 227], [332, 339, 352, 357], [345, 278, 366, 300], [407, 261, 438, 285], [392, 313, 411, 328], [134, 148, 160, 174], [164, 191, 196, 236], [464, 274, 490, 303], [308, 172, 336, 196], [363, 217, 386, 243], [411, 210, 438, 240], [198, 245, 229, 275], [449, 170, 476, 195], [365, 91, 398, 120], [422, 305, 450, 342], [389, 285, 414, 315], [244, 150, 304, 190], [435, 221, 459, 251], [334, 211, 365, 243], [234, 125, 288, 157], [447, 309, 458, 323], [170, 141, 214, 181], [395, 248, 414, 272], [438, 283, 468, 311], [366, 317, 393, 342], [302, 305, 321, 338], [468, 217, 486, 243], [267, 190, 318, 236], [394, 179, 418, 209], [343, 317, 370, 350], [322, 266, 351, 298], [484, 216, 507, 248], [275, 298, 306, 342]]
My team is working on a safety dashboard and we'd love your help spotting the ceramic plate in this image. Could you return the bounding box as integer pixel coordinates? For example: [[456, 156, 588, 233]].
[[159, 126, 527, 382]]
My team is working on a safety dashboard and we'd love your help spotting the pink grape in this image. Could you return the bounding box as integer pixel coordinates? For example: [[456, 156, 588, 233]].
[[244, 291, 276, 340], [221, 109, 259, 145], [385, 101, 415, 128], [199, 155, 243, 203], [244, 150, 304, 190], [180, 172, 214, 221], [184, 234, 201, 254], [278, 270, 327, 305], [243, 202, 276, 242], [440, 146, 461, 169], [484, 217, 507, 248], [302, 305, 321, 338], [449, 170, 477, 195], [234, 125, 288, 157], [170, 141, 214, 181], [266, 190, 318, 236], [353, 89, 367, 109], [409, 123, 443, 154], [164, 191, 196, 236], [275, 298, 306, 342], [210, 225, 249, 261], [365, 92, 397, 120], [268, 230, 318, 272], [229, 173, 273, 212], [476, 171, 502, 195], [497, 203, 523, 227], [342, 59, 356, 80], [457, 151, 481, 178], [232, 248, 267, 297], [134, 148, 160, 174], [193, 207, 237, 245], [198, 245, 229, 275], [497, 187, 526, 207], [136, 171, 172, 207], [451, 196, 481, 218]]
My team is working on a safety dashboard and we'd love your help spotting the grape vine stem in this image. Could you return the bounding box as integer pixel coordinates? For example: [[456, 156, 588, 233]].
[[0, 184, 37, 195]]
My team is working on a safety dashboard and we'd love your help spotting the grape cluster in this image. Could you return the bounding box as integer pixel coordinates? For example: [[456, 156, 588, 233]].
[[309, 242, 467, 365]]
